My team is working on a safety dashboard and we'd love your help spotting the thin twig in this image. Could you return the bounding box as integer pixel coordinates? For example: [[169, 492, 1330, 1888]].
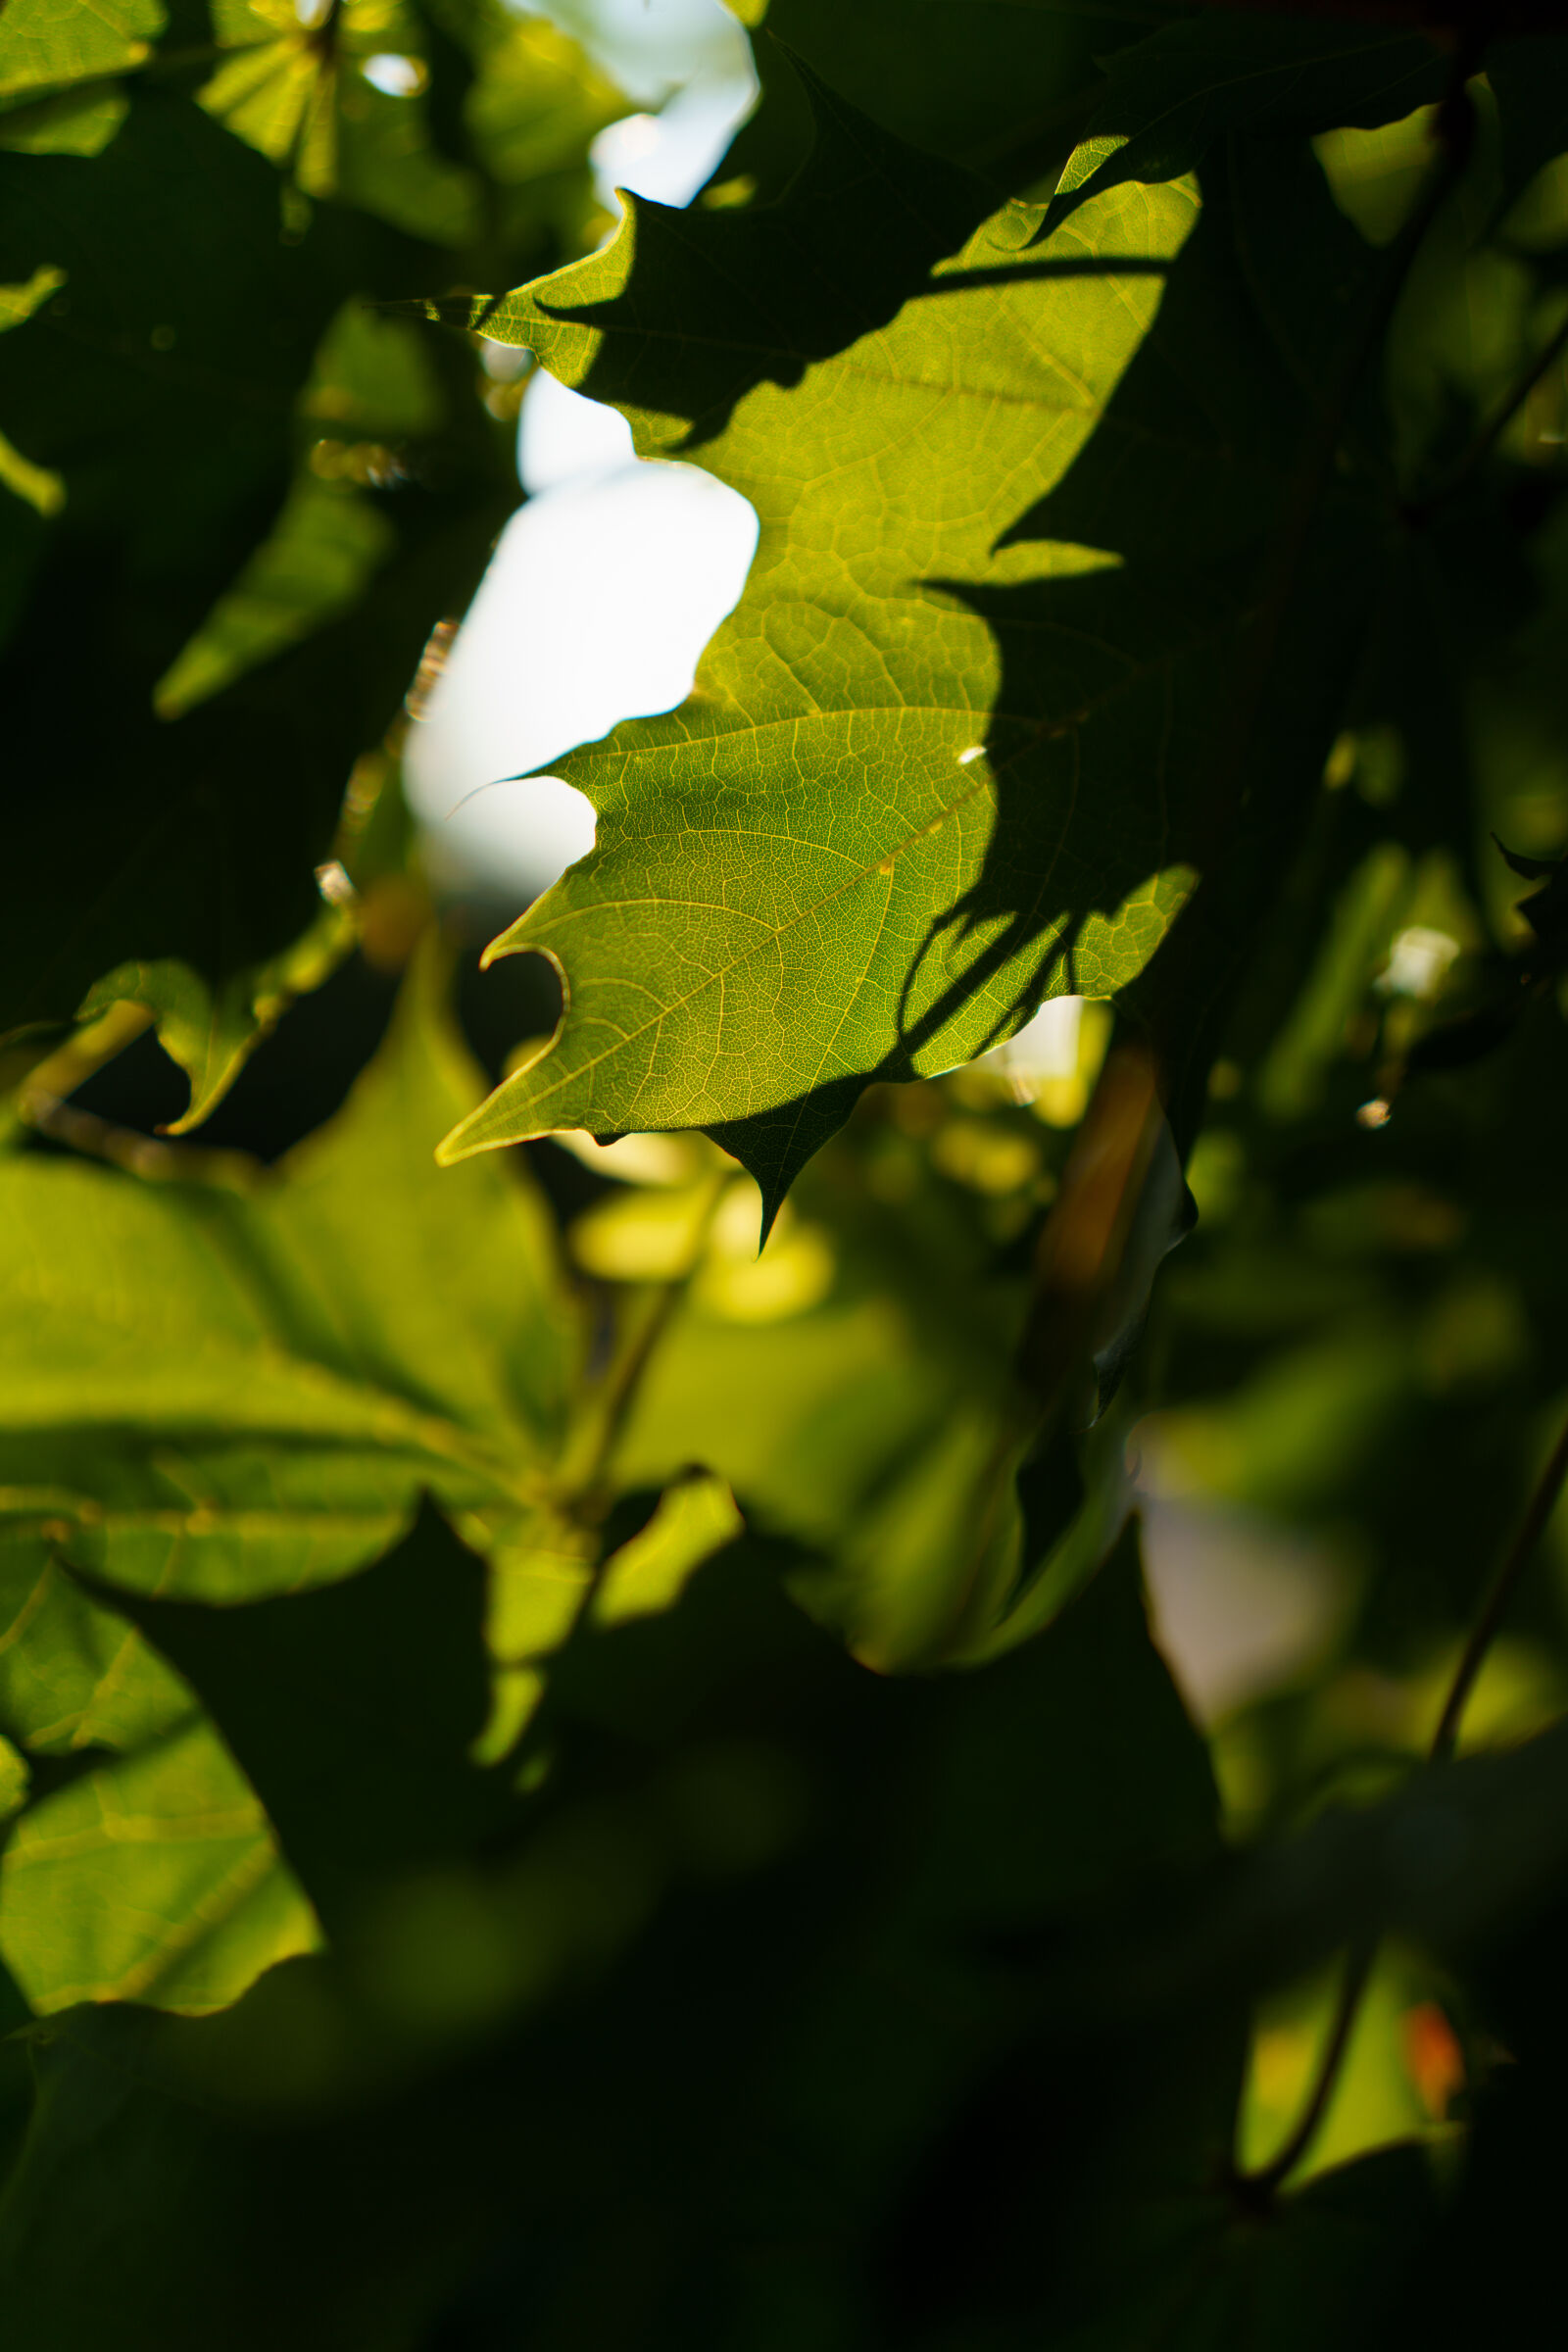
[[1431, 1400, 1568, 1762], [1233, 1390, 1568, 2201]]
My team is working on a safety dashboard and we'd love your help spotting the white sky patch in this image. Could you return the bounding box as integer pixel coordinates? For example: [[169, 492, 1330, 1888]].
[[406, 461, 758, 900], [530, 0, 753, 106], [982, 996, 1083, 1087], [362, 53, 426, 97], [405, 15, 760, 905], [516, 368, 634, 490], [592, 73, 756, 214], [1379, 925, 1459, 1000], [1140, 1493, 1347, 1727]]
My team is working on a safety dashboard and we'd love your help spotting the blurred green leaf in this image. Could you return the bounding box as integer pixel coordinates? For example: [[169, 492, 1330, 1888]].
[[0, 1734, 27, 1822], [0, 947, 579, 1606], [0, 261, 63, 332], [110, 1497, 511, 1932], [0, 953, 584, 2021], [0, 82, 131, 157], [0, 0, 164, 106], [0, 1711, 318, 2016], [592, 1471, 744, 1628], [200, 0, 480, 244], [78, 902, 357, 1135], [460, 3, 623, 187], [152, 478, 396, 721], [0, 1528, 192, 1756]]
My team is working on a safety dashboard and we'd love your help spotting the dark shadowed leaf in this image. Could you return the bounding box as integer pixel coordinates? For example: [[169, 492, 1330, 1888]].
[[1040, 13, 1446, 237], [109, 1497, 511, 1930]]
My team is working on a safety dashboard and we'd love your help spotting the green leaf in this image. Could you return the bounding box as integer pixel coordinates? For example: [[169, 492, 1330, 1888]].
[[0, 0, 168, 167], [1041, 14, 1447, 237], [592, 1470, 745, 1628], [0, 0, 164, 105], [0, 1529, 192, 1755], [151, 478, 396, 722], [0, 82, 130, 157], [259, 938, 581, 1454], [0, 262, 64, 333], [77, 900, 357, 1135], [143, 294, 442, 737], [0, 947, 579, 1606], [200, 0, 480, 246], [0, 1732, 27, 1821], [0, 956, 583, 2019], [0, 262, 65, 517], [110, 1498, 511, 1932], [462, 5, 624, 188], [435, 71, 1386, 1218], [0, 1712, 318, 2015], [434, 74, 1206, 1209]]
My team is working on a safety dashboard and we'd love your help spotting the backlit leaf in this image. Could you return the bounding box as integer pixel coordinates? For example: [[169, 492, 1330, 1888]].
[[0, 0, 164, 104], [0, 1529, 191, 1755], [78, 902, 357, 1136], [436, 72, 1386, 1218], [0, 1713, 318, 2015], [435, 75, 1206, 1209], [0, 949, 578, 1606]]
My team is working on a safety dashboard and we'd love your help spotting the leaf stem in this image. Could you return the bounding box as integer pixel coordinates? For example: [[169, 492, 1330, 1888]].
[[1231, 1389, 1568, 2201], [562, 1175, 727, 1516]]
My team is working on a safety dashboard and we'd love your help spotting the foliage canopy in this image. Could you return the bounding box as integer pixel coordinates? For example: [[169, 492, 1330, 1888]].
[[5, 0, 1568, 2343]]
